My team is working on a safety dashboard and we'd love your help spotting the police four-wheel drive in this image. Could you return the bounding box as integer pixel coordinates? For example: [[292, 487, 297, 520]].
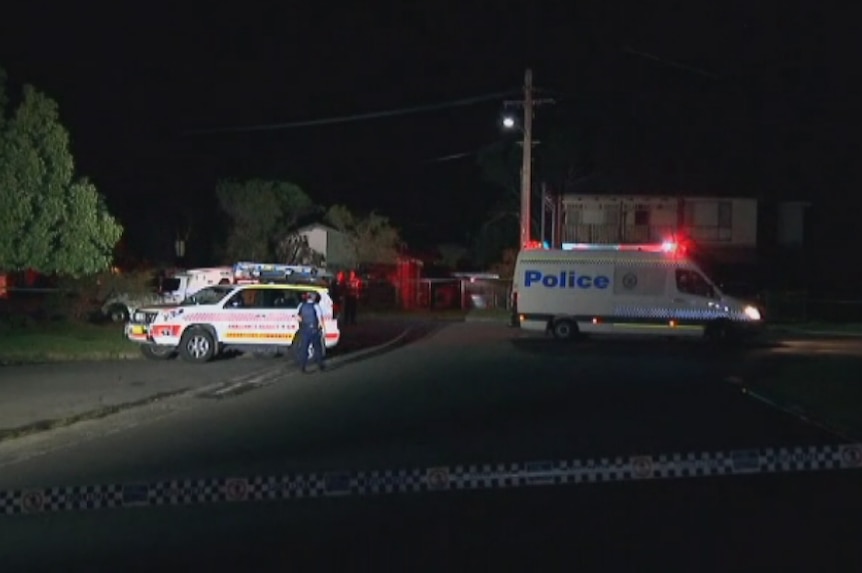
[[125, 265, 340, 363]]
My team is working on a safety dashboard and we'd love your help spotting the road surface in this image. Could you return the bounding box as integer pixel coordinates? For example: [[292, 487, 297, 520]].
[[1, 324, 861, 571], [0, 319, 421, 435]]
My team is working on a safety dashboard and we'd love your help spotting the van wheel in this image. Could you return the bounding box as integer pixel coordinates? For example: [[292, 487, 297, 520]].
[[551, 319, 578, 341], [705, 320, 735, 344]]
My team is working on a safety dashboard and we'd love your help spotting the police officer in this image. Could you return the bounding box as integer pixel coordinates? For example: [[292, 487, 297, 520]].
[[296, 291, 326, 373]]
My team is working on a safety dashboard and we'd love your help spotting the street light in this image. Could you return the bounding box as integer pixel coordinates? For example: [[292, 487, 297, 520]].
[[502, 115, 516, 129]]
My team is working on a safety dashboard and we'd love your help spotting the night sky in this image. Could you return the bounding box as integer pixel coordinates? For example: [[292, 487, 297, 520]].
[[1, 3, 854, 264]]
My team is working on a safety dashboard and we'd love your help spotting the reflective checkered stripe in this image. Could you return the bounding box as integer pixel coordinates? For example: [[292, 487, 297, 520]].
[[614, 307, 750, 323], [614, 306, 738, 320], [2, 444, 859, 515], [185, 313, 299, 323]]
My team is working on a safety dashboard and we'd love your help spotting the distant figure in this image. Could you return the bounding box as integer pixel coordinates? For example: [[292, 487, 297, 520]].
[[345, 271, 359, 325], [296, 291, 326, 373], [329, 280, 345, 321]]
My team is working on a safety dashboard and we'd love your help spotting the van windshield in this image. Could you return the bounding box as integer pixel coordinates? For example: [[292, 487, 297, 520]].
[[160, 278, 181, 293], [675, 269, 718, 298]]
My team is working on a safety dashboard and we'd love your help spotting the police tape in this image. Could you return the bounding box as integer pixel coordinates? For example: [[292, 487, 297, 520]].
[[2, 442, 861, 516]]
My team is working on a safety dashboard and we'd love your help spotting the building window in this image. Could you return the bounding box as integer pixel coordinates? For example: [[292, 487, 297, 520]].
[[718, 201, 732, 228], [634, 209, 650, 225]]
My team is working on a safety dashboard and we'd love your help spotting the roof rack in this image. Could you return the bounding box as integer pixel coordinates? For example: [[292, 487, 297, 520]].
[[233, 262, 333, 285]]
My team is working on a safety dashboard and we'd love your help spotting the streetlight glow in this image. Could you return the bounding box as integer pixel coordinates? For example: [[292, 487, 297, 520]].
[[502, 115, 516, 129]]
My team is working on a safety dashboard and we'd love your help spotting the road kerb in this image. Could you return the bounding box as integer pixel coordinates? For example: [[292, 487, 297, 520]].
[[726, 376, 858, 442], [767, 326, 862, 338], [326, 326, 414, 367]]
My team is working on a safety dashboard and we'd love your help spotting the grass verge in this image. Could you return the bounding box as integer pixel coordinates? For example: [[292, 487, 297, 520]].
[[744, 356, 862, 439], [771, 322, 862, 335], [0, 320, 139, 365]]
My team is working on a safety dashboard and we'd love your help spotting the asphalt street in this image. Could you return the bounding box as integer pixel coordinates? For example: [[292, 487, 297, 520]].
[[1, 323, 861, 571], [0, 319, 415, 434]]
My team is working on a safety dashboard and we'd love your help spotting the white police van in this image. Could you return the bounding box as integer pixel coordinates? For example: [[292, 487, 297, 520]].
[[512, 242, 763, 341]]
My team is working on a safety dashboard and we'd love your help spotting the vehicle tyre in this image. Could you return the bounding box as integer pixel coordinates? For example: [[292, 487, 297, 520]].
[[140, 345, 176, 360], [107, 304, 129, 323], [551, 319, 578, 341], [705, 320, 736, 345], [179, 328, 216, 363]]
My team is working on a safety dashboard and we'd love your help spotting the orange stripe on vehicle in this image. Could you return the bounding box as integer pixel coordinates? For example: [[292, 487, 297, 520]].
[[224, 332, 295, 340]]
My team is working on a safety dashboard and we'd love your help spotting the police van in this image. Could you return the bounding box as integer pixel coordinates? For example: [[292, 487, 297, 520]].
[[512, 242, 763, 341]]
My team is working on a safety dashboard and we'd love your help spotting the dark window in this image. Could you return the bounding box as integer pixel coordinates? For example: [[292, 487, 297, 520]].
[[160, 278, 180, 292], [675, 269, 715, 298], [718, 202, 732, 228], [634, 209, 650, 225], [224, 288, 264, 309]]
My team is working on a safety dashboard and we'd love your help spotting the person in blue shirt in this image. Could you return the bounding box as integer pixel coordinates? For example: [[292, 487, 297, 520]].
[[296, 291, 326, 373]]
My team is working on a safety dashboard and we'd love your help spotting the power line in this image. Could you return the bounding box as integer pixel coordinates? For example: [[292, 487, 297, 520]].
[[622, 45, 720, 79], [422, 140, 514, 164], [183, 90, 517, 136], [425, 151, 477, 163]]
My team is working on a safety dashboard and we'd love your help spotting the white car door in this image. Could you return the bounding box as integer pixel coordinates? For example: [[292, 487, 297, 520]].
[[220, 287, 268, 345], [257, 288, 302, 347]]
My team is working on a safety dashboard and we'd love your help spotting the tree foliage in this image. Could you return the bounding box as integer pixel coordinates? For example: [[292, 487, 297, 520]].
[[469, 199, 519, 269], [46, 269, 156, 322], [324, 204, 403, 267], [473, 115, 590, 270], [0, 68, 123, 275], [435, 243, 469, 270], [216, 178, 315, 262]]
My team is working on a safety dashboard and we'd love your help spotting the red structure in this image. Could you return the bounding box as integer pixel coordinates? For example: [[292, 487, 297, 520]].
[[394, 257, 422, 309]]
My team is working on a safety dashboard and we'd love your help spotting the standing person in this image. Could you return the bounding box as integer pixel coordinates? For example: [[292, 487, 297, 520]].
[[296, 291, 326, 373], [345, 270, 359, 325]]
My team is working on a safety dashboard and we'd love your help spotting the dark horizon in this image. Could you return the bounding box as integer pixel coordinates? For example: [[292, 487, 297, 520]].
[[1, 3, 854, 264]]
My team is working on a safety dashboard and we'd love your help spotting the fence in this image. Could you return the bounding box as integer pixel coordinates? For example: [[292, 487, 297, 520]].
[[406, 278, 513, 311], [763, 292, 862, 324]]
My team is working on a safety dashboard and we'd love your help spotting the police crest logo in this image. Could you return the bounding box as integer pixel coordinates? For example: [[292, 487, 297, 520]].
[[622, 273, 638, 289]]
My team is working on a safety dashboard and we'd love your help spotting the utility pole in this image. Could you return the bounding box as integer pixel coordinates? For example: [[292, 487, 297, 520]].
[[520, 69, 534, 249], [504, 69, 554, 248], [540, 181, 547, 245]]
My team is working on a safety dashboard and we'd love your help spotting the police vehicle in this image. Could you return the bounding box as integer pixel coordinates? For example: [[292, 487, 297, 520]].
[[125, 263, 339, 363], [512, 242, 763, 341]]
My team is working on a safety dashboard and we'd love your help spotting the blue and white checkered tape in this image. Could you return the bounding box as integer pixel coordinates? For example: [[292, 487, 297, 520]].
[[2, 443, 860, 515]]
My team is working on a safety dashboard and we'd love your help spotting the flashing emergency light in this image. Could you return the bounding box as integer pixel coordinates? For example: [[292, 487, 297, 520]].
[[524, 240, 545, 250], [561, 240, 689, 255]]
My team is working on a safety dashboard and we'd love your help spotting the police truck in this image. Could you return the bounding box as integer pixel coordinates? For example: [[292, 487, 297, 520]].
[[511, 242, 763, 341]]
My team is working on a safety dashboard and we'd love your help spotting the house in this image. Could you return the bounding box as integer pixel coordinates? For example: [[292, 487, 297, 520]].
[[556, 194, 809, 263], [560, 194, 755, 255], [546, 193, 812, 290], [294, 223, 355, 271]]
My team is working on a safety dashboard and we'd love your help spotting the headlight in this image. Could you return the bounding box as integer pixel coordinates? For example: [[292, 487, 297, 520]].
[[743, 306, 761, 321]]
